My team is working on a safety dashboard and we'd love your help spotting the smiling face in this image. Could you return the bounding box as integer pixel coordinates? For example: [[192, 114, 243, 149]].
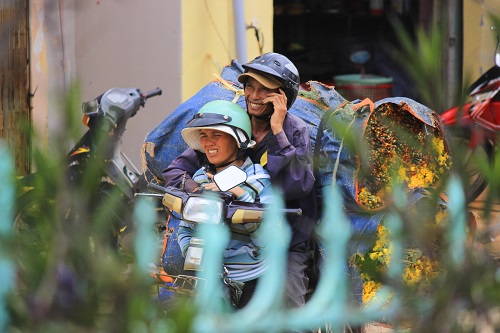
[[199, 129, 239, 167], [244, 76, 280, 118]]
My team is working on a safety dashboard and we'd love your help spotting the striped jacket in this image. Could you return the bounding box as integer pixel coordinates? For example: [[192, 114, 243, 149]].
[[178, 157, 274, 282]]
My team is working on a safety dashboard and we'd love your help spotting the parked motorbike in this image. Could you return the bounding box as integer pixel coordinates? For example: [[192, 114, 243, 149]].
[[441, 33, 500, 203], [143, 166, 301, 308], [14, 87, 165, 254]]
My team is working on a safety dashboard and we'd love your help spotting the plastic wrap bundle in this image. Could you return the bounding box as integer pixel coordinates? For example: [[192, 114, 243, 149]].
[[141, 60, 347, 182], [317, 97, 451, 216], [142, 60, 246, 182], [315, 97, 453, 307], [318, 96, 452, 265], [141, 60, 454, 302], [142, 60, 451, 234]]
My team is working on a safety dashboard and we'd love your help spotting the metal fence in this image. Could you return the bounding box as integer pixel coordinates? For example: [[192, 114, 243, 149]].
[[0, 142, 480, 333]]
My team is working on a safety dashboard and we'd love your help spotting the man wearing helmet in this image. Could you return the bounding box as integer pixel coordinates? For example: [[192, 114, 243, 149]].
[[179, 100, 274, 308], [162, 52, 317, 310]]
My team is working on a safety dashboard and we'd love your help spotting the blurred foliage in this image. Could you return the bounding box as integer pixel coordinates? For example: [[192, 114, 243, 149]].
[[389, 18, 448, 112], [374, 15, 500, 333], [3, 13, 500, 333], [6, 84, 195, 333]]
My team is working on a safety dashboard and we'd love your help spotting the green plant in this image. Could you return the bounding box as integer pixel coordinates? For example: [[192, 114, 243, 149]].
[[8, 84, 194, 333]]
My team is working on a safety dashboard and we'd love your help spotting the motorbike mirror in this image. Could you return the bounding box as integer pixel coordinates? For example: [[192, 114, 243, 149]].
[[350, 50, 371, 65], [213, 165, 247, 192]]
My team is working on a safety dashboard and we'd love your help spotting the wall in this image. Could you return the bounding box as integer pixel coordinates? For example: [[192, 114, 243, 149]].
[[73, 0, 181, 170], [30, 0, 65, 153], [29, 0, 181, 169], [29, 0, 274, 169], [463, 0, 499, 82], [181, 0, 274, 101], [29, 0, 499, 169]]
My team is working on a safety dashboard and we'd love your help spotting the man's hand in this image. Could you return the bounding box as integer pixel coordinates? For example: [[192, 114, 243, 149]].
[[265, 88, 288, 134]]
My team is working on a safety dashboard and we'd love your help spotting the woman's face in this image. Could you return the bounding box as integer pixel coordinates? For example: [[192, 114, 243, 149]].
[[244, 77, 279, 118], [199, 129, 238, 167]]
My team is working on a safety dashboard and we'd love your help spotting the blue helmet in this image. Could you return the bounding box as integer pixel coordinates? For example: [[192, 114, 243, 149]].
[[240, 52, 300, 109]]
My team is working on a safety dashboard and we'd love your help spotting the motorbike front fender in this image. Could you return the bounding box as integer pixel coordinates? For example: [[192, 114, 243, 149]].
[[440, 102, 472, 126]]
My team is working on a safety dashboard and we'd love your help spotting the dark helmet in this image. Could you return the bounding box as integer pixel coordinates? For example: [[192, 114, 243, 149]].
[[241, 52, 300, 109]]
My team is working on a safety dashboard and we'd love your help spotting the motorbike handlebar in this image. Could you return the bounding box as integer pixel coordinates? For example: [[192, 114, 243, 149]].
[[148, 182, 169, 193], [282, 208, 302, 216], [146, 183, 302, 221], [141, 87, 162, 99]]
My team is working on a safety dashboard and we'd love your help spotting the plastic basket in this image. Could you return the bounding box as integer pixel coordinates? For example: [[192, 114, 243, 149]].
[[334, 74, 393, 102]]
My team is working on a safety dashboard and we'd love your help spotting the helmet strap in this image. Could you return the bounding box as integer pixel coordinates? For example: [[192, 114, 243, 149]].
[[215, 158, 237, 170], [236, 148, 247, 161], [250, 111, 273, 121], [215, 148, 248, 169], [229, 126, 251, 149]]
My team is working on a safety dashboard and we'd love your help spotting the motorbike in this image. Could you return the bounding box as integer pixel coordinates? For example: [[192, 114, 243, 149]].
[[14, 87, 166, 255], [143, 166, 301, 308], [440, 31, 500, 204]]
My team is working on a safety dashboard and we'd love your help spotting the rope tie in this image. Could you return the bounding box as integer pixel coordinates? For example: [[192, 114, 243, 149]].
[[213, 73, 245, 103]]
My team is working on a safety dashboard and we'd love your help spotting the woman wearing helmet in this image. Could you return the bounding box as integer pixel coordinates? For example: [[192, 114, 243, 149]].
[[178, 100, 275, 308], [162, 53, 317, 311], [181, 99, 255, 173]]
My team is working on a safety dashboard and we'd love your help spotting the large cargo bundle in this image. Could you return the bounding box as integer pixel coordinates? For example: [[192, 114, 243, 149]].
[[143, 60, 457, 309]]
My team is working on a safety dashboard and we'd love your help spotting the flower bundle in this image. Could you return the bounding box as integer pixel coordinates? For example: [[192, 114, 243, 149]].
[[356, 102, 452, 210], [350, 212, 446, 305]]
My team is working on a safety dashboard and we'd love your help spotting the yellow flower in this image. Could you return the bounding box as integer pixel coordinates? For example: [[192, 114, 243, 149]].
[[420, 257, 440, 278], [356, 221, 443, 303], [362, 280, 382, 303], [403, 266, 422, 285], [358, 187, 383, 210], [407, 167, 435, 188], [397, 166, 407, 181], [432, 137, 452, 167], [357, 106, 452, 210]]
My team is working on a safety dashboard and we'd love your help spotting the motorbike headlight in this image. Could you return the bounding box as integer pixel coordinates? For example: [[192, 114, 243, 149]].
[[183, 197, 224, 224]]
